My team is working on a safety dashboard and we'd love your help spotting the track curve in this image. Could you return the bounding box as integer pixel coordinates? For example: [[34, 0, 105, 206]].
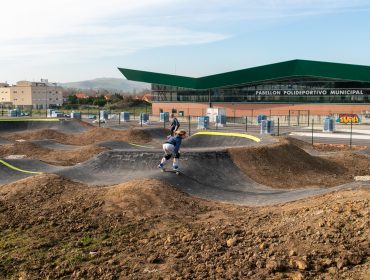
[[1, 131, 369, 206]]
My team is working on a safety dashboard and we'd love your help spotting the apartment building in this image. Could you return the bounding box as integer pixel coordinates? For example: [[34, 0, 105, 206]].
[[0, 80, 64, 109], [0, 83, 11, 105]]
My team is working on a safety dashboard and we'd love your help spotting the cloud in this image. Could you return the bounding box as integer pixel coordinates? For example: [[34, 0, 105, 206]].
[[0, 0, 228, 63], [0, 25, 228, 63], [1, 0, 370, 82]]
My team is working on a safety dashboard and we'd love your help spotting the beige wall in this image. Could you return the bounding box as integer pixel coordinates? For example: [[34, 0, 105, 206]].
[[11, 86, 33, 106], [0, 87, 11, 103], [0, 81, 63, 108]]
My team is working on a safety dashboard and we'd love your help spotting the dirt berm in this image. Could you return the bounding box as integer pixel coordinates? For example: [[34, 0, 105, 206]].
[[229, 139, 370, 188], [3, 127, 152, 145], [0, 174, 369, 279]]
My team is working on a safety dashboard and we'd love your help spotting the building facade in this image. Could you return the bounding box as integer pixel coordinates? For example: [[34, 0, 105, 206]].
[[0, 80, 63, 109], [118, 60, 370, 116]]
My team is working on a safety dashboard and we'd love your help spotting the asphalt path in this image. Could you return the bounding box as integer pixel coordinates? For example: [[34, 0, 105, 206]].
[[1, 122, 369, 206], [1, 146, 369, 206], [0, 119, 89, 133]]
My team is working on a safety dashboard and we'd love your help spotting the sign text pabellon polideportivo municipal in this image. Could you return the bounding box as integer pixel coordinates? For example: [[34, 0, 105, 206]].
[[255, 89, 364, 96]]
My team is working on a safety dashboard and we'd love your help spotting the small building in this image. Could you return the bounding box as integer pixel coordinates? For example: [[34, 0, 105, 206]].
[[75, 92, 89, 99]]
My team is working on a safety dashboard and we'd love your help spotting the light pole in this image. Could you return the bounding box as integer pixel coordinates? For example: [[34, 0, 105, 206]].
[[45, 86, 48, 117]]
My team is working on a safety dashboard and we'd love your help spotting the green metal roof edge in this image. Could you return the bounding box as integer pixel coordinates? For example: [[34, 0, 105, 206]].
[[118, 68, 197, 89], [118, 59, 370, 89]]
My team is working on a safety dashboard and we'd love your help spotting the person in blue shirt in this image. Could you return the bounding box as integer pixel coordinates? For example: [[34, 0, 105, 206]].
[[158, 129, 187, 171], [170, 114, 180, 136]]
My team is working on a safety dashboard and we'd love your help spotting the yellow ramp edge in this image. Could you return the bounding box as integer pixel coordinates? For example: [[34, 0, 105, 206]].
[[192, 131, 261, 142], [0, 159, 43, 175]]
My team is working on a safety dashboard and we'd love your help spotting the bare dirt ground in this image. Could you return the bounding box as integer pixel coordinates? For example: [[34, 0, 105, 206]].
[[229, 139, 370, 188], [3, 127, 152, 145], [0, 141, 106, 166], [284, 137, 368, 152], [0, 173, 369, 279]]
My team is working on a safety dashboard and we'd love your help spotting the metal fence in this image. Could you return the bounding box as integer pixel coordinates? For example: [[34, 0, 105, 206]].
[[1, 107, 369, 149]]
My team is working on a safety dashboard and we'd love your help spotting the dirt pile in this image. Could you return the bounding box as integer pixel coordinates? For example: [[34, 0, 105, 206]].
[[284, 136, 367, 152], [0, 174, 369, 279], [0, 142, 106, 166], [4, 127, 152, 145], [229, 140, 370, 188], [4, 127, 151, 145], [313, 143, 368, 152], [103, 179, 208, 218]]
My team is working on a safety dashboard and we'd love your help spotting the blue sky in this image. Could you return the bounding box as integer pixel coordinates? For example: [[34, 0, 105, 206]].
[[1, 0, 370, 84]]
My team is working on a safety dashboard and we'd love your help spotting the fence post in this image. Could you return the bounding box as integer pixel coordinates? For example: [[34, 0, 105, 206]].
[[277, 118, 280, 136], [188, 115, 191, 136], [98, 109, 101, 127], [118, 112, 121, 125], [140, 113, 143, 127], [288, 110, 291, 126], [350, 119, 353, 149], [307, 110, 310, 127], [311, 118, 314, 145], [245, 116, 248, 132]]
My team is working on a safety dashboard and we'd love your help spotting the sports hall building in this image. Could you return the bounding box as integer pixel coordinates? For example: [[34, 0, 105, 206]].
[[119, 60, 370, 117]]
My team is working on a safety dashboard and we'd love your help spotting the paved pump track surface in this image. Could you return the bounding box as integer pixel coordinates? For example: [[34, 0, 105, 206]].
[[0, 120, 369, 206]]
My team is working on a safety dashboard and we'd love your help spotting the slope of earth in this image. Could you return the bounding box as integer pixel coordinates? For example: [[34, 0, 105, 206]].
[[3, 127, 152, 145], [0, 137, 11, 145], [283, 136, 368, 152], [229, 139, 370, 188], [0, 174, 368, 279], [0, 119, 92, 133], [0, 142, 106, 166]]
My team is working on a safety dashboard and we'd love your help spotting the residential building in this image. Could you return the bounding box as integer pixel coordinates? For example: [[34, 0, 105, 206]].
[[0, 80, 64, 109]]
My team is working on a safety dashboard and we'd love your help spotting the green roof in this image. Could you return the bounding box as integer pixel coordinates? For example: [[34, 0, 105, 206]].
[[118, 59, 370, 90]]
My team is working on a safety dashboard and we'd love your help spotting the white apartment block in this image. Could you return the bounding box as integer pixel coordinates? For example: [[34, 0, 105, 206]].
[[0, 80, 64, 109]]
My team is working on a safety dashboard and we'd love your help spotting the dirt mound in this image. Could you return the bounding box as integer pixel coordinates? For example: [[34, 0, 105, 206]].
[[229, 140, 370, 188], [0, 142, 106, 166], [0, 174, 205, 223], [313, 143, 368, 152], [283, 136, 367, 152], [283, 136, 312, 149], [0, 174, 369, 279], [4, 127, 152, 145], [103, 179, 207, 218]]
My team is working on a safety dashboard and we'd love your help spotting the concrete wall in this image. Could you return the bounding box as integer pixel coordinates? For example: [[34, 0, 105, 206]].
[[152, 102, 370, 117]]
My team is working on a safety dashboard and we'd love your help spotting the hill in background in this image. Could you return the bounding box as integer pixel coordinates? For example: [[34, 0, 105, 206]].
[[59, 78, 149, 94]]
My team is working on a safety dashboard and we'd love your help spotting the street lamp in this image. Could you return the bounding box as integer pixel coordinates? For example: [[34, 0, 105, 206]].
[[45, 87, 48, 117]]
